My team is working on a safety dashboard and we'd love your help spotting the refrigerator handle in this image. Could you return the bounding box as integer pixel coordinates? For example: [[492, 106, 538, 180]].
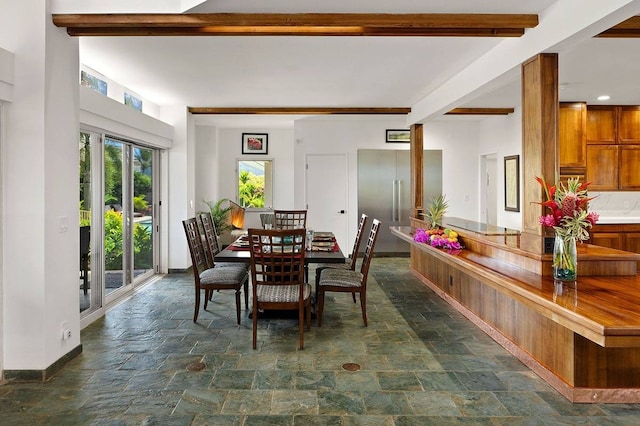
[[397, 179, 402, 222], [392, 180, 397, 222]]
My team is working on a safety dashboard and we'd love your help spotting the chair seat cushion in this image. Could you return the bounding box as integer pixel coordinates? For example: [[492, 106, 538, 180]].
[[215, 262, 249, 271], [319, 268, 363, 289], [257, 283, 311, 303], [200, 266, 247, 285], [315, 259, 352, 272]]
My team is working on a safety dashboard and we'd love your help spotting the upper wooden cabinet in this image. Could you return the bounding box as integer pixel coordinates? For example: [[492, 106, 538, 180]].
[[586, 144, 619, 191], [564, 104, 640, 191], [618, 106, 640, 144], [620, 145, 640, 190], [559, 102, 586, 168], [586, 106, 616, 144]]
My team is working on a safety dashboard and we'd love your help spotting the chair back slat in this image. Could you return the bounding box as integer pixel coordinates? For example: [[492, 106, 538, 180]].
[[182, 217, 209, 275], [348, 214, 368, 270], [248, 228, 306, 287], [197, 212, 221, 268], [273, 210, 307, 229], [359, 219, 382, 288]]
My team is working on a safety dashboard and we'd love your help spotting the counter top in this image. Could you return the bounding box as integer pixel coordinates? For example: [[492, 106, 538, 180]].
[[392, 225, 640, 347], [594, 214, 640, 224]]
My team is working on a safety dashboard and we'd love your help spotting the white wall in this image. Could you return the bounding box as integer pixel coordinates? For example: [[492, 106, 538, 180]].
[[292, 116, 481, 247], [1, 1, 81, 370], [478, 108, 524, 230], [161, 106, 191, 271], [198, 127, 295, 230], [80, 65, 161, 119]]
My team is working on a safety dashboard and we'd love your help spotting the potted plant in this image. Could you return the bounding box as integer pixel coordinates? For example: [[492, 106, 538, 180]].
[[203, 198, 233, 236]]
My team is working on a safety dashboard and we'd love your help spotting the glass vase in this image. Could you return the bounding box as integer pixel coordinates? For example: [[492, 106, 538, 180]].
[[553, 232, 577, 281]]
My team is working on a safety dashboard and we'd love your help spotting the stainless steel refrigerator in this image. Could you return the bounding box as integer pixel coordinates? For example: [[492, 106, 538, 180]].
[[358, 149, 442, 255]]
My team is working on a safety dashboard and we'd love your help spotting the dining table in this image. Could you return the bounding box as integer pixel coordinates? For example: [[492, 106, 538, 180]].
[[216, 231, 345, 318], [214, 231, 346, 284]]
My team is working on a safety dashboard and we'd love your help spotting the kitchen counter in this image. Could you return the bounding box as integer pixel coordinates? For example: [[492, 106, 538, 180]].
[[594, 211, 640, 224], [394, 218, 640, 403]]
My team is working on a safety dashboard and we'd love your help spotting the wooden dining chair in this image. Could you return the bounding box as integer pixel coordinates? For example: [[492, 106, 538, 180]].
[[315, 213, 368, 301], [182, 217, 248, 323], [248, 227, 310, 350], [317, 219, 381, 327], [197, 212, 249, 307], [273, 209, 307, 229]]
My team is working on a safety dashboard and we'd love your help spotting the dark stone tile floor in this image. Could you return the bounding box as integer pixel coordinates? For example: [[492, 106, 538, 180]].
[[4, 258, 640, 424]]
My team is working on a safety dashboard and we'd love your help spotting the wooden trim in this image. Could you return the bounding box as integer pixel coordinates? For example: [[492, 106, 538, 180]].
[[446, 107, 515, 115], [188, 107, 410, 115], [410, 124, 424, 218], [597, 16, 640, 38], [52, 13, 538, 37]]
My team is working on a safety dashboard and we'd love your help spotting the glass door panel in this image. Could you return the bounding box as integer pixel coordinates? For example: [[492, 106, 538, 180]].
[[133, 147, 154, 279], [79, 131, 103, 315], [104, 138, 126, 294]]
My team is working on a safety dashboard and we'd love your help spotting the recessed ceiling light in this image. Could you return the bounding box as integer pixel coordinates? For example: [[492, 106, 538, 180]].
[[597, 95, 610, 101]]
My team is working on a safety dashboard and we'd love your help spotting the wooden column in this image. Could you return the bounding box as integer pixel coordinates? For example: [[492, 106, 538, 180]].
[[521, 53, 558, 246], [410, 123, 424, 219]]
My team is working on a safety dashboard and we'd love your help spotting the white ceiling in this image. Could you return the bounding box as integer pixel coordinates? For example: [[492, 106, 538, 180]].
[[67, 0, 640, 127]]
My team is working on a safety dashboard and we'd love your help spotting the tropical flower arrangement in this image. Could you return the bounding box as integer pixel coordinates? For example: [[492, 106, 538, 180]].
[[414, 227, 463, 251], [536, 176, 599, 241]]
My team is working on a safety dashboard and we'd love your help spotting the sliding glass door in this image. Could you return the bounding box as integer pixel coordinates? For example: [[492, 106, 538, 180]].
[[80, 132, 158, 315]]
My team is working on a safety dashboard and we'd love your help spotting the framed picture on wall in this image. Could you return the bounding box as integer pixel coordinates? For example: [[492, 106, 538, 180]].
[[242, 133, 268, 155], [504, 155, 520, 212], [385, 129, 411, 143]]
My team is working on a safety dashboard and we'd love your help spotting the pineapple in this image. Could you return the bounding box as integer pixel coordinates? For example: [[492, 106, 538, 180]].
[[424, 194, 448, 230]]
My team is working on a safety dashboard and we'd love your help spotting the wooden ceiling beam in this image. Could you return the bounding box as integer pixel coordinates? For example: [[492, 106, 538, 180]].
[[52, 13, 538, 37], [446, 107, 515, 115], [188, 107, 411, 115], [597, 16, 640, 37]]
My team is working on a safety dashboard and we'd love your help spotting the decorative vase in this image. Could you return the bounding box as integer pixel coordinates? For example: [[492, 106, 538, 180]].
[[553, 232, 577, 281]]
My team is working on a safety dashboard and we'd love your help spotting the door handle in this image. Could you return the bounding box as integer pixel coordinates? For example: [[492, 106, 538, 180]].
[[392, 180, 398, 222], [337, 210, 345, 214]]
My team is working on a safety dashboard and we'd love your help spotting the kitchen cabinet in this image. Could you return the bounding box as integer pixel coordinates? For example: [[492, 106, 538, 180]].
[[620, 145, 640, 190], [586, 145, 618, 191], [586, 106, 616, 144], [559, 102, 586, 168], [589, 224, 640, 258], [583, 105, 640, 190], [618, 106, 640, 144]]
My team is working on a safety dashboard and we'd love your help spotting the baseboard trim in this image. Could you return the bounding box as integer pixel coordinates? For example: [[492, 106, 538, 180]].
[[168, 268, 190, 274], [3, 344, 83, 382]]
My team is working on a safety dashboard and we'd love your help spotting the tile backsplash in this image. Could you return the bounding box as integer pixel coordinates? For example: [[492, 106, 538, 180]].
[[589, 192, 640, 215]]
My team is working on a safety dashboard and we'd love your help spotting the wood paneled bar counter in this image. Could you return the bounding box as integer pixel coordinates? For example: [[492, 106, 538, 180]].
[[392, 217, 640, 403]]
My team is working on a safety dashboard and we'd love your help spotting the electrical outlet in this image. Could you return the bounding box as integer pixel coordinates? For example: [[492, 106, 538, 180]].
[[60, 321, 70, 340]]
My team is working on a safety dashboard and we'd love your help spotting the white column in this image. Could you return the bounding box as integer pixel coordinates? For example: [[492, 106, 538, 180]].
[[0, 2, 80, 370]]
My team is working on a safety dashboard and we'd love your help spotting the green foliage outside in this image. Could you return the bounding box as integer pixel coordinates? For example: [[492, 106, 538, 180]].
[[133, 194, 149, 213], [104, 142, 122, 205], [238, 170, 265, 208], [133, 222, 153, 269], [104, 210, 153, 270], [104, 210, 124, 270]]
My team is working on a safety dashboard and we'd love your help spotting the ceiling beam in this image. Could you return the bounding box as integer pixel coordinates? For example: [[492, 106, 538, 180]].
[[188, 107, 411, 115], [596, 15, 640, 37], [446, 108, 515, 115], [52, 13, 538, 37]]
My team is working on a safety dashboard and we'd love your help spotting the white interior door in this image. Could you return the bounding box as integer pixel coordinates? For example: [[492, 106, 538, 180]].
[[305, 154, 348, 251], [481, 153, 498, 225]]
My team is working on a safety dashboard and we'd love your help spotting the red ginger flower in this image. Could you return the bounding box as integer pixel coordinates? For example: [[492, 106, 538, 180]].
[[535, 176, 598, 242]]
